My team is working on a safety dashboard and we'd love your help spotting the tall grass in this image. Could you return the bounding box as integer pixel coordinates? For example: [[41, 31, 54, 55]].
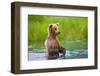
[[28, 15, 88, 51]]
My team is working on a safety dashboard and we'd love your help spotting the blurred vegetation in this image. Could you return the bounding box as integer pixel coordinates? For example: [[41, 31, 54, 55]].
[[28, 15, 88, 52]]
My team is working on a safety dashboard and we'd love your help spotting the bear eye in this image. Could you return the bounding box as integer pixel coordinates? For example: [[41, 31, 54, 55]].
[[55, 28, 57, 30]]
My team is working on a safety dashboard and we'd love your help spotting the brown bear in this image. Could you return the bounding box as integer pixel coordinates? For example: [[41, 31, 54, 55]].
[[45, 23, 66, 59]]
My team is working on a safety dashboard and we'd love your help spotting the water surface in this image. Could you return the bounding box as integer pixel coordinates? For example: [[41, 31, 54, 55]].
[[28, 49, 88, 61]]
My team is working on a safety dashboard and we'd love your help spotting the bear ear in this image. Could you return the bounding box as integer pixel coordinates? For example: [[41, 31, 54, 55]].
[[49, 24, 53, 29], [56, 23, 59, 26]]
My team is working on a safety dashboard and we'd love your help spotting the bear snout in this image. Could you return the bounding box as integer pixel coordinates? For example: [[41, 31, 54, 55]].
[[58, 32, 60, 34], [57, 32, 60, 35]]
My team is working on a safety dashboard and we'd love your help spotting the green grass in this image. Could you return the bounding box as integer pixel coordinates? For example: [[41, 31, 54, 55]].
[[28, 15, 88, 52]]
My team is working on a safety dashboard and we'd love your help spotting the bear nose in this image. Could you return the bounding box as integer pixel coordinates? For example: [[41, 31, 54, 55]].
[[58, 32, 60, 34]]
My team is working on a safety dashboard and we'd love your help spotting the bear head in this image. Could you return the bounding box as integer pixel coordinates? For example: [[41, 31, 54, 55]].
[[48, 23, 60, 36]]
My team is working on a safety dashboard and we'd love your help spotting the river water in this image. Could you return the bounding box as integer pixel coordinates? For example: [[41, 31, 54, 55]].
[[28, 49, 88, 61]]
